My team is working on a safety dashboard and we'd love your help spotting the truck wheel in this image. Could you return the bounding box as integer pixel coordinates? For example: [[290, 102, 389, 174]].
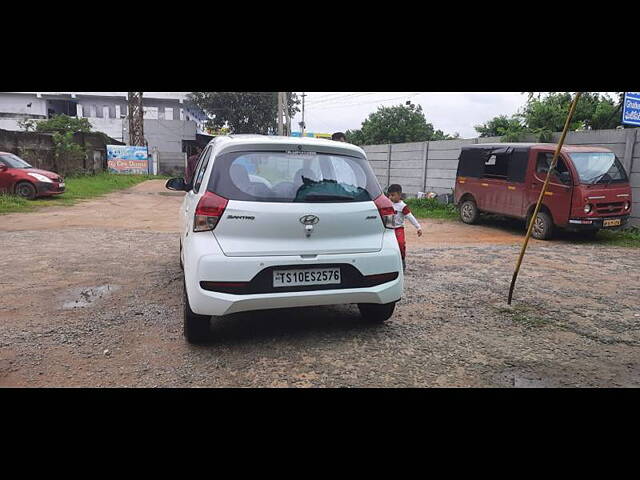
[[459, 199, 479, 224], [15, 181, 37, 200], [531, 211, 554, 240], [358, 302, 396, 323], [183, 283, 210, 343]]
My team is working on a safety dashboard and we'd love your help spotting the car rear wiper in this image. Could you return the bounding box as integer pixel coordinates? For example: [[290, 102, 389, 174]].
[[300, 194, 355, 202]]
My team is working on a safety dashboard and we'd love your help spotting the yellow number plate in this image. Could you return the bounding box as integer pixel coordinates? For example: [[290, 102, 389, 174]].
[[603, 219, 621, 227]]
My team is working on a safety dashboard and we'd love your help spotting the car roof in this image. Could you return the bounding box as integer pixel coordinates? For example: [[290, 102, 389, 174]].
[[464, 143, 613, 153], [210, 135, 367, 158]]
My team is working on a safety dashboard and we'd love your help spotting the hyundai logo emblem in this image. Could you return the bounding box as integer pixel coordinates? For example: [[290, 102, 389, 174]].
[[299, 215, 319, 225]]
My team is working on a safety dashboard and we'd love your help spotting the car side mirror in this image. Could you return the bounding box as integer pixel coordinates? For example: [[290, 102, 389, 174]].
[[166, 177, 188, 191]]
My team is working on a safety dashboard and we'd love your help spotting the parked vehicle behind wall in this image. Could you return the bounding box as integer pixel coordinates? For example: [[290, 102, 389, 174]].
[[454, 144, 632, 240]]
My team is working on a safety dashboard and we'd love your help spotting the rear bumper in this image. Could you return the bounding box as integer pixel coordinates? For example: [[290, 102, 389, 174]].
[[566, 215, 630, 230], [184, 229, 403, 316], [190, 280, 403, 316]]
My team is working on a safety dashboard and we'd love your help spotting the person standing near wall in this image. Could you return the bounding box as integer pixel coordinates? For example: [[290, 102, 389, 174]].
[[185, 146, 202, 185], [332, 132, 347, 142]]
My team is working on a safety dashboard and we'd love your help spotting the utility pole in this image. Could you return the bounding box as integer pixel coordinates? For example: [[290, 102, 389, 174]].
[[300, 92, 307, 136], [277, 92, 284, 136], [127, 92, 145, 146], [284, 92, 291, 136]]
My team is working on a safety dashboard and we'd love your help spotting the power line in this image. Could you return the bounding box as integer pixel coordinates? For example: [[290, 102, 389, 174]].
[[310, 93, 421, 110], [305, 93, 380, 106]]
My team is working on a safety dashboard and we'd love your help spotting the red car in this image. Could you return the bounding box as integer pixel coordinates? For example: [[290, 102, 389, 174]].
[[0, 152, 65, 199]]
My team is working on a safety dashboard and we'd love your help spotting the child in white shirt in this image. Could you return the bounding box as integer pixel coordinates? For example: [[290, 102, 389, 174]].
[[387, 184, 422, 270]]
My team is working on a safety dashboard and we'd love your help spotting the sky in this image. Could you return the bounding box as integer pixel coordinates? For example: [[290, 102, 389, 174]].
[[290, 92, 528, 139]]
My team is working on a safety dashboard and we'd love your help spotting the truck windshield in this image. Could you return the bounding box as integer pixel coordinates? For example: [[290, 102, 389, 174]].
[[568, 152, 627, 184], [0, 153, 32, 169]]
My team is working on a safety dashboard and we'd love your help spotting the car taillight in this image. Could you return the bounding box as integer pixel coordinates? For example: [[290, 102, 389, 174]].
[[200, 281, 248, 294], [374, 194, 395, 229], [194, 191, 228, 232], [361, 272, 399, 287]]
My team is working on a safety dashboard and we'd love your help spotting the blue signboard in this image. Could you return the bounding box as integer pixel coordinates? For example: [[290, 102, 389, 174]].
[[107, 145, 149, 174], [622, 92, 640, 126]]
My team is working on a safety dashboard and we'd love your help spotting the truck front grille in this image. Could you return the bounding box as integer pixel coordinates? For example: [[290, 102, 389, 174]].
[[596, 202, 624, 215]]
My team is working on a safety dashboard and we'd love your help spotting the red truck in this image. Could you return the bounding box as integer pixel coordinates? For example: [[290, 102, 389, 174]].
[[454, 143, 632, 239]]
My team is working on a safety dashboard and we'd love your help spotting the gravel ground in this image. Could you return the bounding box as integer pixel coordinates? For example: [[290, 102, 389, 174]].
[[1, 180, 639, 387]]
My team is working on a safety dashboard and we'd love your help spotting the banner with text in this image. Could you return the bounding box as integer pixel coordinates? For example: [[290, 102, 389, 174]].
[[622, 92, 640, 126], [107, 145, 149, 174]]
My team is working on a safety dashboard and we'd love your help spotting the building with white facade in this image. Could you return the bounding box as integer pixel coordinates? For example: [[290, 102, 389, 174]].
[[0, 92, 208, 149]]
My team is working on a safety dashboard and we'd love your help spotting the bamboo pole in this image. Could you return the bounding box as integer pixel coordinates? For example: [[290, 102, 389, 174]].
[[507, 92, 583, 305]]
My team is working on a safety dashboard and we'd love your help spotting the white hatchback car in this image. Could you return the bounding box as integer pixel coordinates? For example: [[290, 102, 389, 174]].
[[166, 135, 403, 343]]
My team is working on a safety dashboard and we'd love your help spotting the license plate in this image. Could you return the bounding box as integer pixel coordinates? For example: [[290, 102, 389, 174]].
[[603, 219, 621, 227], [273, 268, 341, 287]]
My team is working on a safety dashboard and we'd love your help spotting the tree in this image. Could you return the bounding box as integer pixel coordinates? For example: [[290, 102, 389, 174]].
[[475, 92, 624, 142], [475, 114, 526, 140], [345, 128, 366, 145], [186, 92, 300, 135], [345, 104, 455, 146], [20, 115, 93, 160]]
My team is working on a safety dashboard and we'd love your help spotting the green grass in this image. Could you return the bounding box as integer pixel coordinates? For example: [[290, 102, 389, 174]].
[[405, 197, 459, 220], [597, 227, 640, 248], [0, 173, 168, 215]]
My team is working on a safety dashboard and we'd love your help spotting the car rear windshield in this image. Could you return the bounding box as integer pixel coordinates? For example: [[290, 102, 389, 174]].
[[207, 150, 382, 203]]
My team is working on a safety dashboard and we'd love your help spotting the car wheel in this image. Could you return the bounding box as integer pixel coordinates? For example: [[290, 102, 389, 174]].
[[531, 211, 554, 240], [358, 302, 396, 323], [15, 181, 37, 200], [183, 283, 210, 343], [459, 199, 479, 224]]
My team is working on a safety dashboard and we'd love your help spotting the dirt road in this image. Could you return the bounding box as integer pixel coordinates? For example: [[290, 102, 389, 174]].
[[1, 180, 639, 387]]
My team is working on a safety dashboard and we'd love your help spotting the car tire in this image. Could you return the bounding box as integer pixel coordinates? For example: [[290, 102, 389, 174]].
[[459, 199, 479, 224], [15, 181, 37, 200], [530, 211, 554, 240], [358, 302, 396, 323], [183, 283, 210, 343]]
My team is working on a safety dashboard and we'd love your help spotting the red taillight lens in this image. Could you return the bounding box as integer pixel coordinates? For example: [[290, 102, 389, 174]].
[[194, 191, 228, 232], [361, 272, 399, 287], [374, 194, 395, 229], [200, 281, 248, 293]]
